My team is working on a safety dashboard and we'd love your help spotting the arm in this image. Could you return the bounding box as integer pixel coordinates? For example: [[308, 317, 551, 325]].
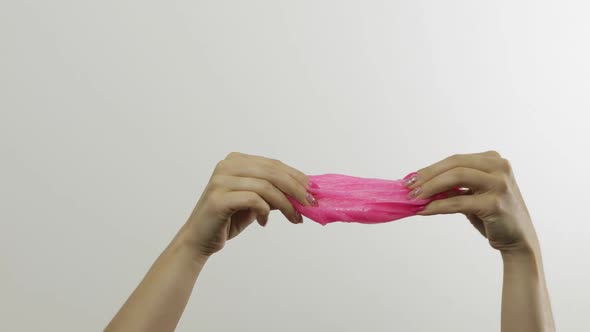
[[501, 246, 555, 332], [405, 150, 555, 332], [105, 152, 313, 332], [104, 227, 208, 332]]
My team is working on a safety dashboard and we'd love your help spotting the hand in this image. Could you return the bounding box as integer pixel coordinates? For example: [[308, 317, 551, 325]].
[[405, 151, 539, 254], [182, 152, 314, 257]]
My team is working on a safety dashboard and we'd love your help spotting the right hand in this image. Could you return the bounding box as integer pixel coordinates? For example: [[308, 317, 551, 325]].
[[406, 151, 539, 254], [182, 152, 315, 257]]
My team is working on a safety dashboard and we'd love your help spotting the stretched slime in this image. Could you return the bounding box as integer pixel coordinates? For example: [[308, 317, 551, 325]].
[[290, 173, 434, 225]]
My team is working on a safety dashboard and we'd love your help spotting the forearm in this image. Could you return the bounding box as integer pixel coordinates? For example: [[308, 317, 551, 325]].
[[105, 224, 208, 332], [500, 247, 555, 332]]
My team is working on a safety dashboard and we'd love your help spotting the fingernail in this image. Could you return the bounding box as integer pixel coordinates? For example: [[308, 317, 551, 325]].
[[407, 187, 422, 200], [309, 181, 320, 189], [306, 192, 318, 206], [297, 212, 303, 224], [404, 174, 418, 187]]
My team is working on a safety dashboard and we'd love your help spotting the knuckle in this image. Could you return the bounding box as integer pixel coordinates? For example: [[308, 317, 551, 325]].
[[264, 164, 279, 177], [447, 154, 464, 165], [453, 167, 469, 180], [495, 177, 509, 192], [214, 160, 228, 173], [301, 173, 310, 182], [225, 151, 241, 159], [446, 199, 462, 212], [270, 158, 283, 167], [206, 192, 223, 212], [260, 180, 274, 193], [209, 175, 224, 189], [487, 195, 502, 211], [245, 193, 260, 206], [485, 150, 501, 157], [499, 158, 512, 173], [448, 153, 461, 161], [496, 158, 512, 174]]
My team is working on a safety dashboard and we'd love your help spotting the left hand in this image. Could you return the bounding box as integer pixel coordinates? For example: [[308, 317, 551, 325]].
[[182, 152, 312, 257], [404, 151, 539, 254]]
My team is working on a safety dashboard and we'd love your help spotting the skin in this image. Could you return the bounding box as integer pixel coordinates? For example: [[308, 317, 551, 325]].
[[105, 152, 313, 332], [405, 150, 555, 332], [105, 151, 554, 332]]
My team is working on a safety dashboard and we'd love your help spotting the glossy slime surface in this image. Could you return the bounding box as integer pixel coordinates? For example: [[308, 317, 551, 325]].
[[290, 173, 433, 225]]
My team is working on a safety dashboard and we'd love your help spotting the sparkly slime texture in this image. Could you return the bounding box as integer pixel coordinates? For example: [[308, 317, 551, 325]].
[[290, 173, 433, 225]]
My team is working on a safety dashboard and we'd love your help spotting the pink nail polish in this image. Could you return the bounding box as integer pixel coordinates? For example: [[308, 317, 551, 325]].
[[306, 192, 318, 206], [407, 187, 422, 200], [404, 174, 418, 187]]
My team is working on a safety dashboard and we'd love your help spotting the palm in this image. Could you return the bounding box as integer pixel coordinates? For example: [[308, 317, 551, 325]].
[[466, 213, 510, 249], [466, 214, 487, 238], [227, 209, 258, 240]]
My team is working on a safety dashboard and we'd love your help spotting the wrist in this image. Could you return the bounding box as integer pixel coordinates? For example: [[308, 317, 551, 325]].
[[171, 224, 212, 266], [499, 232, 541, 258], [501, 247, 539, 264], [501, 243, 544, 277]]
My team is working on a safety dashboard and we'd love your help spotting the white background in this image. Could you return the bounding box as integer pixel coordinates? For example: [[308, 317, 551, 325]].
[[1, 1, 589, 331]]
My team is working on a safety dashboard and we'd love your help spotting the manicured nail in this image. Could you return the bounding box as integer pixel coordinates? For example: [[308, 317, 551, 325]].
[[404, 174, 418, 187], [309, 181, 320, 189], [306, 192, 318, 206], [407, 187, 422, 200]]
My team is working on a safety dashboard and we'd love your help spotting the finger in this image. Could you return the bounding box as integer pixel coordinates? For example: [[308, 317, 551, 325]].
[[215, 159, 313, 207], [478, 150, 502, 158], [408, 167, 504, 200], [445, 188, 472, 198], [257, 213, 269, 227], [214, 175, 301, 224], [279, 162, 310, 189], [407, 153, 505, 189], [417, 195, 485, 216], [222, 191, 271, 222], [227, 152, 310, 189]]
